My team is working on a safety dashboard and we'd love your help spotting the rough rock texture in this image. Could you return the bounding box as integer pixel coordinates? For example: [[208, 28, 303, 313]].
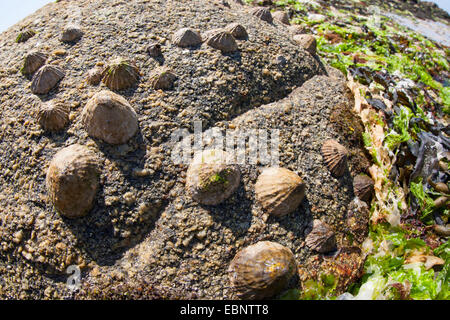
[[0, 0, 370, 299]]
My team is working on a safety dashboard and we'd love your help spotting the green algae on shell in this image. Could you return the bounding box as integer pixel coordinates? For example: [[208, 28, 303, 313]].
[[101, 58, 140, 91], [228, 241, 297, 299], [31, 64, 65, 95], [185, 149, 240, 205], [21, 51, 48, 75], [254, 167, 306, 217], [81, 90, 139, 144], [16, 29, 36, 43], [36, 100, 69, 131], [46, 144, 100, 219]]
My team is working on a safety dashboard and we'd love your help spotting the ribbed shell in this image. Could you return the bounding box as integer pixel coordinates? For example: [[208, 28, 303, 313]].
[[353, 174, 374, 202], [16, 29, 36, 43], [172, 28, 202, 47], [254, 167, 306, 217], [251, 7, 273, 23], [305, 219, 336, 253], [228, 241, 297, 299], [272, 11, 290, 25], [149, 67, 177, 90], [224, 23, 248, 40], [101, 58, 140, 91], [21, 51, 47, 75], [36, 100, 69, 131], [46, 144, 100, 219], [86, 66, 104, 85], [186, 150, 240, 205], [60, 25, 84, 42], [31, 65, 65, 95], [205, 30, 238, 53], [81, 90, 139, 144], [321, 139, 348, 177]]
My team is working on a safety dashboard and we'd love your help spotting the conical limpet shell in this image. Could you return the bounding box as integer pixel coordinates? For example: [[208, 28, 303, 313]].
[[288, 24, 306, 35], [353, 174, 374, 202], [254, 167, 306, 217], [305, 219, 337, 253], [60, 25, 84, 43], [46, 144, 100, 219], [205, 30, 238, 53], [149, 67, 177, 90], [272, 11, 290, 25], [186, 149, 240, 205], [321, 139, 348, 177], [228, 241, 297, 299], [21, 51, 47, 75], [81, 90, 139, 144], [224, 23, 248, 40], [86, 66, 104, 85], [36, 100, 69, 131], [251, 7, 273, 23], [16, 29, 36, 43], [31, 65, 65, 95], [101, 58, 140, 91], [147, 42, 162, 57], [172, 28, 202, 48], [293, 34, 317, 55]]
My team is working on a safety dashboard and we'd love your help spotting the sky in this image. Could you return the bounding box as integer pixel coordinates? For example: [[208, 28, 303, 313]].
[[0, 0, 449, 33]]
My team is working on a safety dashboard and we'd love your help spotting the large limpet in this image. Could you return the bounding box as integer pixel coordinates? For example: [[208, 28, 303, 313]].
[[36, 100, 69, 131], [172, 28, 202, 48], [31, 65, 65, 95], [321, 139, 348, 177], [46, 144, 100, 219], [228, 241, 297, 299], [101, 58, 140, 91], [255, 167, 306, 217], [21, 51, 47, 75]]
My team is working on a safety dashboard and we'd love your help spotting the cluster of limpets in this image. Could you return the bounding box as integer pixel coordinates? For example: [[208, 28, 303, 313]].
[[13, 2, 368, 300]]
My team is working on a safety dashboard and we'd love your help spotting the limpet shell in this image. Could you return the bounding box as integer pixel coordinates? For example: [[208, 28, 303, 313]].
[[36, 100, 69, 131], [272, 11, 290, 25], [46, 144, 100, 219], [346, 198, 370, 244], [31, 65, 65, 95], [224, 23, 248, 40], [251, 7, 273, 23], [147, 42, 162, 57], [16, 29, 36, 43], [205, 29, 238, 53], [172, 28, 202, 48], [21, 51, 47, 75], [60, 25, 84, 43], [353, 174, 374, 202], [305, 219, 336, 253], [293, 34, 317, 55], [288, 24, 306, 35], [185, 149, 240, 205], [149, 67, 177, 90], [101, 58, 140, 91], [81, 90, 139, 144], [228, 241, 297, 299], [321, 139, 348, 177], [86, 66, 104, 85], [254, 167, 306, 217]]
